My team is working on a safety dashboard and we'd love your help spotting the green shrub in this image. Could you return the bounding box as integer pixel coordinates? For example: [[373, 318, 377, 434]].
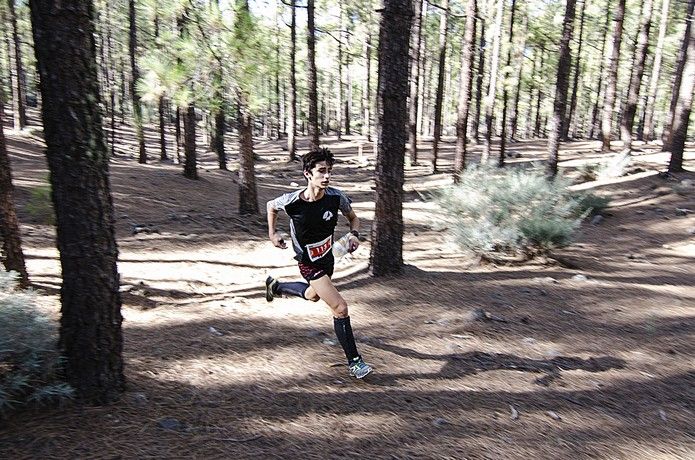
[[0, 270, 73, 414], [438, 167, 607, 256], [25, 185, 55, 225]]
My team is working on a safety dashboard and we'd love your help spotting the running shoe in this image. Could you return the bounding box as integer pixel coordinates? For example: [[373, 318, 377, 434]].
[[265, 276, 278, 302], [348, 357, 373, 379]]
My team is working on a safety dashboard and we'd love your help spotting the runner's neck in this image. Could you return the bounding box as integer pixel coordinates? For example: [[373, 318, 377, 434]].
[[302, 186, 325, 202]]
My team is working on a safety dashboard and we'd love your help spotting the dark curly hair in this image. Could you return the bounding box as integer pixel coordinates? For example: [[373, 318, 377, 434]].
[[302, 148, 334, 173]]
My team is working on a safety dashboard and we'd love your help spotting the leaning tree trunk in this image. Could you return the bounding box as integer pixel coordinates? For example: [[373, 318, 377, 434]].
[[0, 97, 29, 288], [128, 0, 146, 163], [562, 0, 587, 141], [408, 0, 425, 165], [431, 0, 450, 173], [370, 0, 412, 277], [667, 0, 695, 171], [307, 0, 320, 150], [29, 0, 124, 404], [619, 0, 653, 152], [481, 0, 504, 164], [642, 0, 670, 141], [663, 0, 694, 150], [600, 0, 626, 152], [499, 0, 518, 166], [547, 0, 577, 178], [7, 0, 27, 129], [237, 93, 259, 214], [287, 0, 297, 160], [453, 0, 477, 182]]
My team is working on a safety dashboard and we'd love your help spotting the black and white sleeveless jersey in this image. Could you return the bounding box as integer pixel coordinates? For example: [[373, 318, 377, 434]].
[[269, 187, 353, 267]]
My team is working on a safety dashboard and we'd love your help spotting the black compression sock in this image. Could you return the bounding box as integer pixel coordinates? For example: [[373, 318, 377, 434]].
[[275, 281, 309, 299], [333, 316, 360, 363]]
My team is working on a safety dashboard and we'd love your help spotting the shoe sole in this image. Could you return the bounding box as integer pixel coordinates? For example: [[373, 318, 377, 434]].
[[265, 276, 276, 302], [351, 366, 373, 379]]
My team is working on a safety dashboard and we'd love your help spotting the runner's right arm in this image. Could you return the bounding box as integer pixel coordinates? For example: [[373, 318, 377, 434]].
[[267, 201, 287, 249]]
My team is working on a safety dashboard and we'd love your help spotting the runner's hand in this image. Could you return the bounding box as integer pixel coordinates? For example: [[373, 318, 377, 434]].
[[348, 235, 359, 253], [270, 232, 287, 249]]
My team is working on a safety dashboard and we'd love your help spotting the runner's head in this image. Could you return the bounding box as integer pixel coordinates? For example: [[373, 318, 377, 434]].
[[303, 148, 334, 188]]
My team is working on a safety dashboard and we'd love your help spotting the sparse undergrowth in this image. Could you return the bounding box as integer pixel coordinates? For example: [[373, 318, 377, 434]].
[[438, 166, 609, 259], [0, 270, 73, 415]]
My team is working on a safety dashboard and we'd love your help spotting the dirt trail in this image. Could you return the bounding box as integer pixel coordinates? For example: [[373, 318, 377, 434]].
[[1, 127, 694, 459]]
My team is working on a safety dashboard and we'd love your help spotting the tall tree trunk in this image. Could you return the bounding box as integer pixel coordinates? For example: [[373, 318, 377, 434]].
[[408, 0, 425, 165], [667, 0, 695, 171], [642, 0, 670, 141], [287, 0, 297, 160], [128, 0, 146, 163], [431, 0, 450, 173], [363, 31, 373, 141], [472, 13, 486, 143], [509, 11, 528, 142], [183, 103, 197, 179], [370, 0, 412, 277], [562, 0, 587, 141], [600, 0, 626, 152], [620, 0, 654, 152], [546, 0, 577, 178], [481, 0, 504, 164], [534, 48, 546, 138], [590, 4, 612, 139], [454, 0, 477, 182], [29, 0, 124, 403], [663, 0, 694, 149], [237, 94, 259, 214], [274, 3, 281, 140], [499, 0, 518, 166], [158, 96, 167, 161], [7, 0, 27, 129], [214, 96, 226, 169], [0, 96, 29, 288], [337, 0, 344, 140], [307, 0, 320, 150], [416, 4, 429, 140]]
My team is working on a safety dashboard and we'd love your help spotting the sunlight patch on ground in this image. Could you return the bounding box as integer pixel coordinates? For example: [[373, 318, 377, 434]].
[[257, 412, 407, 441]]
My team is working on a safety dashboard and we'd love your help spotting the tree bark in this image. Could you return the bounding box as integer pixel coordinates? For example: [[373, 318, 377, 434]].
[[667, 0, 695, 171], [509, 12, 527, 142], [600, 0, 626, 152], [546, 0, 577, 178], [363, 31, 373, 141], [307, 0, 320, 150], [642, 0, 670, 141], [128, 0, 146, 163], [453, 0, 477, 182], [481, 0, 504, 164], [472, 13, 486, 143], [7, 0, 27, 129], [499, 0, 518, 166], [431, 0, 450, 173], [562, 0, 587, 141], [288, 0, 297, 160], [158, 96, 167, 161], [29, 0, 124, 403], [620, 0, 654, 152], [237, 94, 259, 214], [534, 48, 546, 138], [408, 0, 425, 165], [183, 103, 197, 179], [589, 5, 612, 139], [370, 0, 412, 277], [663, 0, 694, 149], [0, 96, 29, 288]]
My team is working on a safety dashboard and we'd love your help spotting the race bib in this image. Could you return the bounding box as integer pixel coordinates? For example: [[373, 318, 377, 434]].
[[306, 235, 332, 262]]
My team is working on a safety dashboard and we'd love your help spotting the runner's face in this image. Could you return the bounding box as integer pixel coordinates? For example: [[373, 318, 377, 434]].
[[305, 161, 332, 189]]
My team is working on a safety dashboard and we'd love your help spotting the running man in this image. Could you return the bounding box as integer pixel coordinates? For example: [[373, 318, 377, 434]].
[[265, 148, 373, 379]]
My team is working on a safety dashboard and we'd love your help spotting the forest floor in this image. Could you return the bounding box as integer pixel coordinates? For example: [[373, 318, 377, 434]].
[[1, 118, 694, 459]]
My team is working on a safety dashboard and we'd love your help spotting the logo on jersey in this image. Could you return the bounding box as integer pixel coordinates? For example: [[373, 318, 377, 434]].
[[306, 234, 332, 262], [322, 210, 333, 221]]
